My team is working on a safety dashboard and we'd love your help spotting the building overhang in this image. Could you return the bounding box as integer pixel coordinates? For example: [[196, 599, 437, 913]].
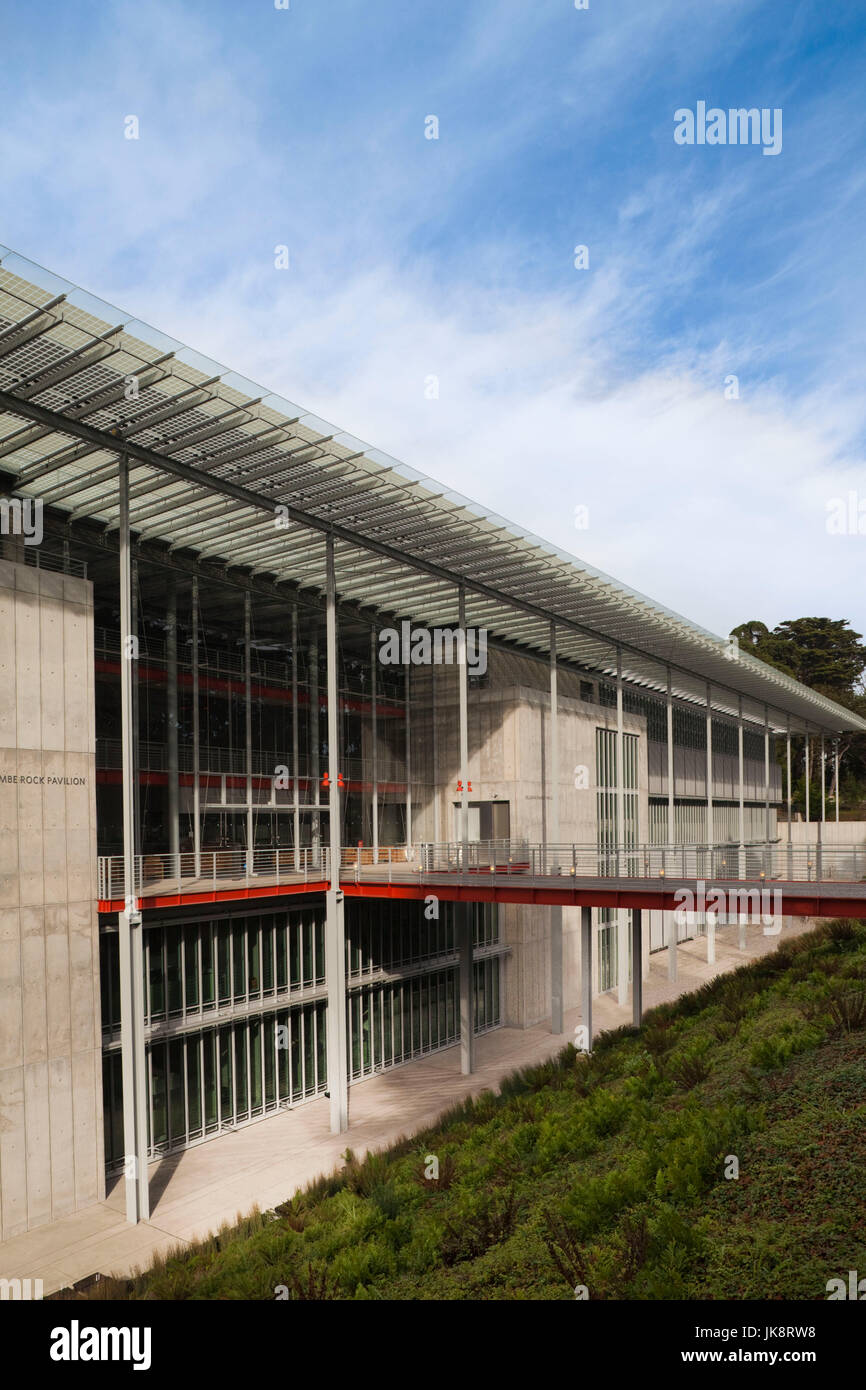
[[1, 247, 863, 737]]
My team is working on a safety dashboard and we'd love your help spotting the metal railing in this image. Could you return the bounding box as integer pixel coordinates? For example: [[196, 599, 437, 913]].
[[349, 839, 866, 885], [7, 542, 88, 577], [97, 838, 866, 904], [98, 846, 329, 901]]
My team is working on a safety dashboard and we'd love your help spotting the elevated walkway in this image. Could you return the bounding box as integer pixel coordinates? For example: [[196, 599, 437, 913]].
[[97, 839, 866, 919]]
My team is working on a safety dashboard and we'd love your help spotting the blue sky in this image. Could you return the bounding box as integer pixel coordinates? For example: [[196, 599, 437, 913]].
[[2, 0, 865, 640]]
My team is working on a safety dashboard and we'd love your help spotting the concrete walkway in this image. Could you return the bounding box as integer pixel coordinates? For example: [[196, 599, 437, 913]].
[[0, 918, 816, 1295]]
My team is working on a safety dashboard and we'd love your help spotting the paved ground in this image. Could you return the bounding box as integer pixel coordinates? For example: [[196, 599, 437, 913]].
[[0, 917, 817, 1296]]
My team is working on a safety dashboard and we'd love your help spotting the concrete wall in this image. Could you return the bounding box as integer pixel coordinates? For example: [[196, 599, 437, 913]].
[[0, 560, 104, 1241], [783, 820, 866, 847], [408, 651, 651, 1029]]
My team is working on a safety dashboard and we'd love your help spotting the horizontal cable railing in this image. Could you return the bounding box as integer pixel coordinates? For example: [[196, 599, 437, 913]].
[[348, 839, 866, 885], [97, 847, 329, 901], [97, 839, 866, 905], [6, 542, 87, 577]]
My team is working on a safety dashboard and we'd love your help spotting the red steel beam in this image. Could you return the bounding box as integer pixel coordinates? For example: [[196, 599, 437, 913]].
[[97, 877, 866, 920], [98, 879, 329, 913]]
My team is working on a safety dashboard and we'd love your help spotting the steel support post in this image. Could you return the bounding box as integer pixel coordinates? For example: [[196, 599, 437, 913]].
[[310, 632, 320, 866], [166, 575, 179, 860], [459, 903, 475, 1076], [805, 730, 810, 825], [705, 682, 714, 962], [458, 586, 473, 1073], [405, 660, 412, 847], [631, 910, 643, 1027], [549, 621, 563, 1033], [191, 577, 201, 875], [666, 668, 677, 981], [324, 535, 348, 1133], [786, 717, 792, 879], [244, 592, 253, 865], [371, 627, 379, 863], [820, 733, 826, 824], [118, 454, 149, 1223], [616, 648, 627, 1007], [292, 602, 300, 870], [458, 587, 469, 854], [738, 697, 746, 949], [580, 905, 593, 1051], [764, 704, 771, 846]]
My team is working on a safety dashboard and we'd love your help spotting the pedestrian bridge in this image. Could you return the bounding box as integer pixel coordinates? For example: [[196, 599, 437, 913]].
[[97, 838, 866, 919]]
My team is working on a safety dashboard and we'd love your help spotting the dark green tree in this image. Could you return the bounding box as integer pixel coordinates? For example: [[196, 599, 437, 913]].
[[730, 617, 866, 813]]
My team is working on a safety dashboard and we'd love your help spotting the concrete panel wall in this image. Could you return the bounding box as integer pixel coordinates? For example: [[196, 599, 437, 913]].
[[0, 560, 103, 1241]]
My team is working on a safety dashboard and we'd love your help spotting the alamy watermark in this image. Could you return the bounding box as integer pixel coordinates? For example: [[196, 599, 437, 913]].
[[673, 880, 783, 933], [674, 103, 782, 156], [378, 621, 487, 676], [0, 496, 43, 545]]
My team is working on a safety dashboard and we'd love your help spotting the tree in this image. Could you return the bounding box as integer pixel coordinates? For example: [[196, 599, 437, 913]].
[[730, 617, 866, 815]]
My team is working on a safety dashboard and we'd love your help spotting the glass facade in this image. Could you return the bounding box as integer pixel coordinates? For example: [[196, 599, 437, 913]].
[[100, 907, 325, 1036], [103, 1001, 327, 1166], [101, 897, 503, 1170]]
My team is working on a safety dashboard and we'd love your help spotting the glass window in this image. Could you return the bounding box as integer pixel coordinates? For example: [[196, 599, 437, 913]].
[[201, 926, 215, 1008], [166, 931, 183, 1016], [150, 1044, 167, 1147], [248, 923, 261, 997], [235, 1027, 248, 1117], [249, 1020, 263, 1114], [262, 926, 274, 993], [233, 928, 246, 1001], [148, 933, 165, 1022], [316, 1002, 327, 1087], [217, 923, 231, 1004], [184, 928, 199, 1011], [203, 1032, 218, 1130], [276, 921, 287, 991], [303, 1007, 315, 1093], [219, 1028, 233, 1120], [169, 1039, 185, 1142], [186, 1038, 202, 1138]]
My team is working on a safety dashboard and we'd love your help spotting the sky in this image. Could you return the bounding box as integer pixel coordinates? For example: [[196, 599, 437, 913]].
[[1, 0, 865, 639]]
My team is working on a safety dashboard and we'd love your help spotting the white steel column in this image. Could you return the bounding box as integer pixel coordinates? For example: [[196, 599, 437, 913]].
[[405, 660, 412, 847], [631, 910, 643, 1027], [191, 577, 200, 875], [737, 697, 746, 950], [324, 535, 348, 1133], [580, 905, 593, 1051], [764, 705, 771, 846], [616, 648, 627, 1007], [835, 739, 840, 824], [820, 733, 826, 823], [118, 454, 149, 1224], [666, 668, 676, 982], [805, 729, 810, 826], [244, 592, 253, 863], [310, 631, 320, 866], [459, 902, 474, 1076], [705, 683, 715, 965], [549, 621, 563, 1034], [291, 603, 300, 870], [786, 716, 793, 878], [458, 586, 473, 1075], [166, 576, 179, 859], [458, 587, 469, 852], [370, 626, 379, 863]]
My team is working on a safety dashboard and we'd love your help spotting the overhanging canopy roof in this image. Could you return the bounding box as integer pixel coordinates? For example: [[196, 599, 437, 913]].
[[0, 246, 863, 737]]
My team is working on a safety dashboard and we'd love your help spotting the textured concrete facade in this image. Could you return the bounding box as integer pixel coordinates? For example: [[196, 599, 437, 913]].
[[0, 559, 103, 1241], [409, 650, 650, 1029]]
